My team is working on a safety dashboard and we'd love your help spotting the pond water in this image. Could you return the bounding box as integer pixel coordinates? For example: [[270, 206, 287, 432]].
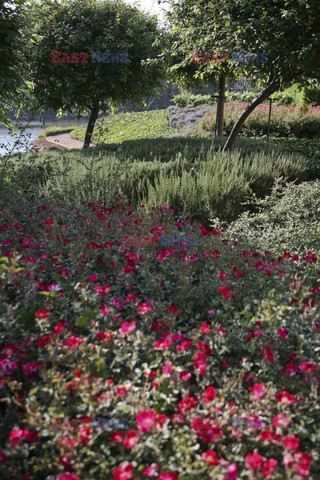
[[0, 126, 46, 157], [0, 121, 86, 157]]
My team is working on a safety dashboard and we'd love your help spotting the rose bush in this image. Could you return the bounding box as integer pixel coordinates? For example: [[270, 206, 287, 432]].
[[0, 197, 319, 479]]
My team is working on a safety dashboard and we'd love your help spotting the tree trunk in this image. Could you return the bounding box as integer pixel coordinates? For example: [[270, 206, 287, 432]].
[[223, 80, 279, 152], [83, 102, 100, 148], [215, 73, 226, 138]]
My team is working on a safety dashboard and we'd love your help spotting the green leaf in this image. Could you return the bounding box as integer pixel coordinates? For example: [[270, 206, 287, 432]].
[[75, 310, 97, 328]]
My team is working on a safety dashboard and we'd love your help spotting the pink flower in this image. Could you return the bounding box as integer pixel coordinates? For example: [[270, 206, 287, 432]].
[[162, 364, 173, 376], [100, 304, 109, 316], [138, 302, 152, 314], [158, 473, 179, 480], [282, 435, 300, 451], [0, 359, 18, 375], [142, 465, 160, 476], [57, 474, 80, 480], [9, 428, 29, 446], [111, 297, 123, 309], [179, 371, 191, 381], [123, 430, 139, 449], [272, 413, 291, 428], [119, 321, 136, 335], [299, 361, 317, 373], [23, 362, 41, 375], [294, 452, 312, 478], [246, 452, 263, 470], [88, 275, 98, 282], [249, 383, 266, 400], [136, 410, 157, 433], [226, 463, 238, 480], [113, 464, 133, 480], [202, 449, 219, 466]]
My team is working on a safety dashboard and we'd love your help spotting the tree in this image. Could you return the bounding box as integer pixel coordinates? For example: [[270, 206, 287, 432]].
[[222, 0, 320, 151], [162, 0, 246, 138], [163, 0, 320, 150], [0, 0, 30, 125], [30, 0, 164, 148]]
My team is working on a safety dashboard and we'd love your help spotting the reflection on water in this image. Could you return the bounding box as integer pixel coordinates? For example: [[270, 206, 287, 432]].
[[0, 121, 86, 157], [0, 126, 45, 156]]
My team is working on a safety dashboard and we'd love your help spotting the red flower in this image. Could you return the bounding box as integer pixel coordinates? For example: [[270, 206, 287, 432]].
[[57, 474, 80, 480], [35, 309, 51, 319], [261, 343, 275, 362], [200, 323, 210, 333], [263, 458, 278, 479], [272, 413, 291, 428], [294, 452, 312, 478], [9, 428, 29, 446], [299, 361, 317, 373], [136, 410, 157, 432], [202, 449, 219, 466], [119, 321, 136, 335], [246, 452, 263, 470], [249, 383, 266, 400], [64, 336, 84, 348], [282, 435, 300, 451], [142, 465, 160, 476], [277, 327, 288, 339], [204, 386, 217, 403], [53, 320, 66, 334], [275, 391, 295, 404], [158, 473, 179, 480], [167, 305, 182, 314], [218, 285, 235, 299], [112, 464, 133, 480], [109, 432, 124, 443], [116, 387, 127, 398], [138, 302, 152, 314], [178, 395, 197, 413], [123, 430, 139, 449]]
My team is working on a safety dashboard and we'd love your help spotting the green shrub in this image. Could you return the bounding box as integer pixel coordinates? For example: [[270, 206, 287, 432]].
[[226, 180, 320, 257], [3, 145, 309, 223], [200, 103, 320, 138], [172, 93, 214, 107]]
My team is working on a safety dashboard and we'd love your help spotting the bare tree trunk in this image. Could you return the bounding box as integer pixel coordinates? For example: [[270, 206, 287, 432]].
[[223, 79, 279, 152], [84, 102, 100, 148], [216, 73, 226, 138]]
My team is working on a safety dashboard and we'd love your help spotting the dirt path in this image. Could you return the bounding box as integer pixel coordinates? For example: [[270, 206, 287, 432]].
[[33, 133, 91, 151]]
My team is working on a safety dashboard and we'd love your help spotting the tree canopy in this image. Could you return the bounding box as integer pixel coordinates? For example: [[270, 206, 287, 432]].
[[30, 0, 165, 147]]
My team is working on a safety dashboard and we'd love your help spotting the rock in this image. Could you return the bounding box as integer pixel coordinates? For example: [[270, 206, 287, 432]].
[[167, 104, 215, 130]]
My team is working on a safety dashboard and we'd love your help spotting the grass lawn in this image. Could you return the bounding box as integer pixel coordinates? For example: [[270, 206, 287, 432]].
[[70, 110, 176, 144]]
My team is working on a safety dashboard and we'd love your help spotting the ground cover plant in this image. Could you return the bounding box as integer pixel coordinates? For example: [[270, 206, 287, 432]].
[[0, 193, 319, 480], [70, 110, 176, 146]]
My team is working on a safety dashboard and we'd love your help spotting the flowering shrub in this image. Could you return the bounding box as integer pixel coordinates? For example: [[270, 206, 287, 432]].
[[200, 103, 320, 138], [0, 197, 319, 479]]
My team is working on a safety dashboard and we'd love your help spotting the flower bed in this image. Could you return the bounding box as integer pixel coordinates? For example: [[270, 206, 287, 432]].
[[0, 198, 319, 479]]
